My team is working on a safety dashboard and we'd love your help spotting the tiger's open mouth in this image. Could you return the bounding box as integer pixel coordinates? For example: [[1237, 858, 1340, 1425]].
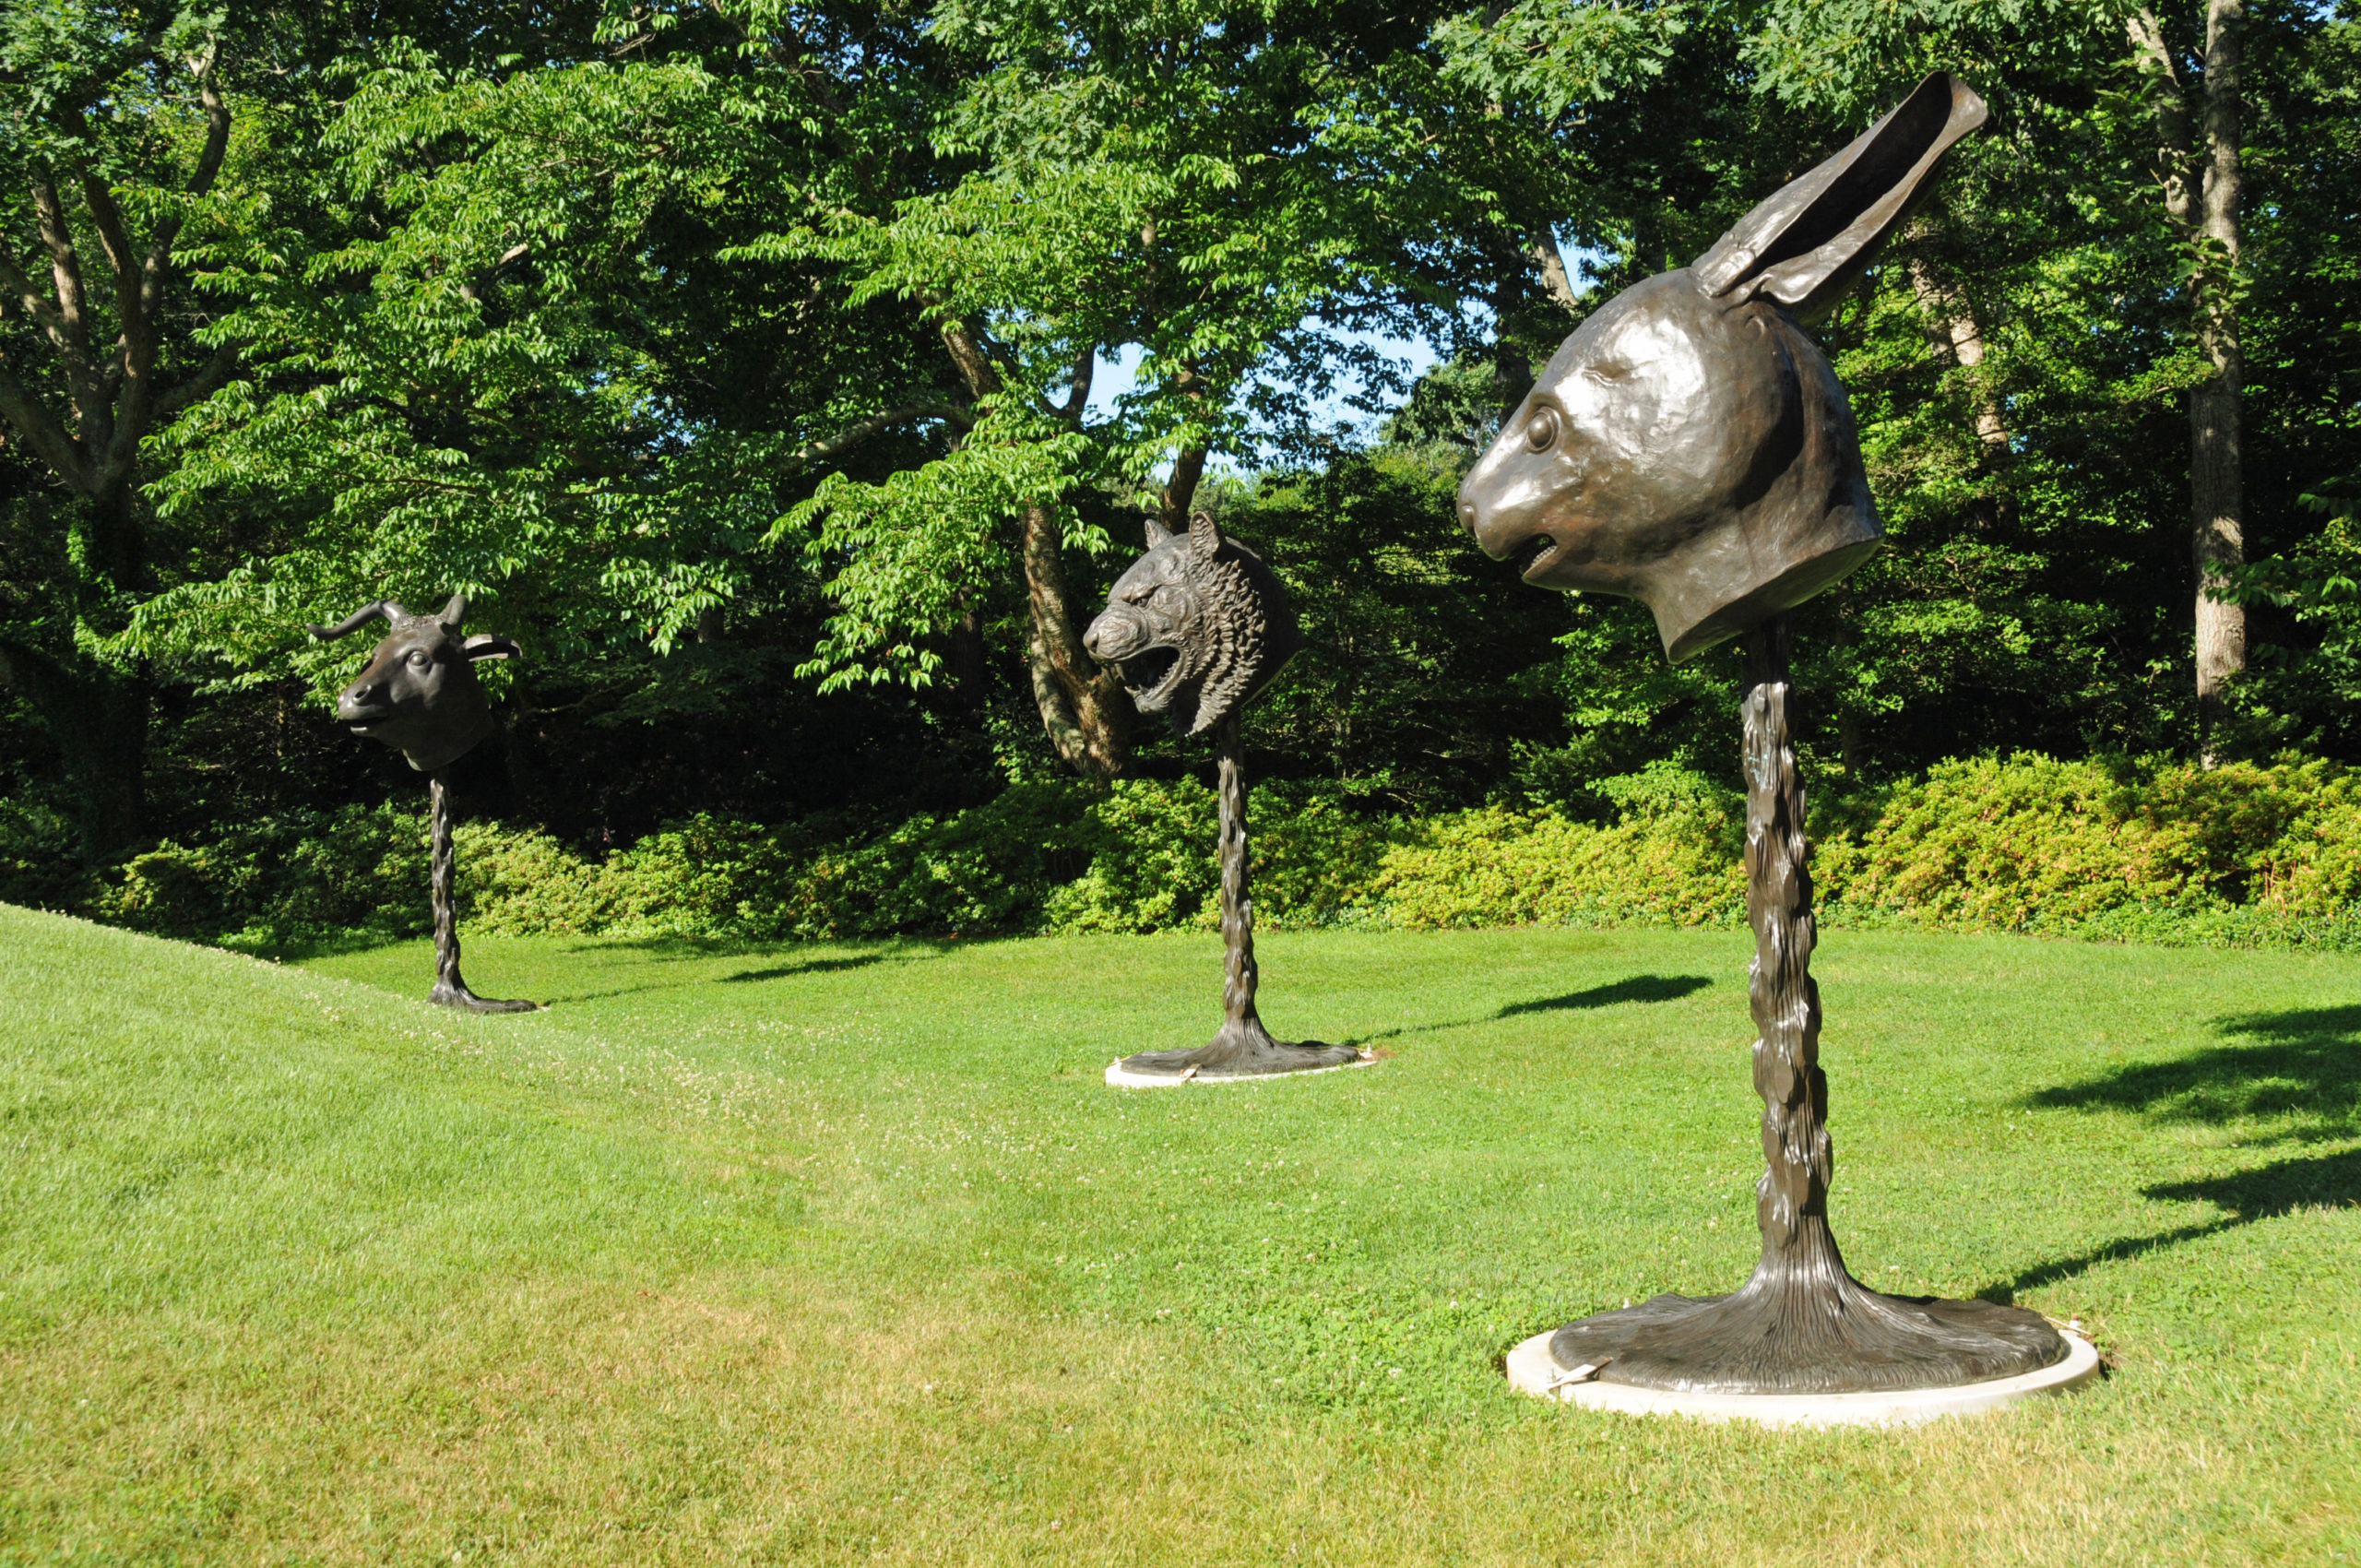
[[1119, 647, 1184, 709]]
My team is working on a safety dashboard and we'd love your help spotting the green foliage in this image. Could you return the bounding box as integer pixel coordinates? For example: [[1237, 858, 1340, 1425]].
[[31, 753, 2361, 955]]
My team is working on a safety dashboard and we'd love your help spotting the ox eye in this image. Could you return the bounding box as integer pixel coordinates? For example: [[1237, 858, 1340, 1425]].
[[407, 649, 432, 668], [1524, 405, 1561, 453]]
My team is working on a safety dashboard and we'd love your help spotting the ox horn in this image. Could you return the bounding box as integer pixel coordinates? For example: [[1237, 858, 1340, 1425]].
[[438, 591, 468, 629], [308, 601, 399, 641]]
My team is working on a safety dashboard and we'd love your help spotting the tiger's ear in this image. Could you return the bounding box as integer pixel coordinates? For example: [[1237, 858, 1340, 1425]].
[[1188, 510, 1222, 564], [1691, 72, 1987, 323], [1144, 514, 1176, 549]]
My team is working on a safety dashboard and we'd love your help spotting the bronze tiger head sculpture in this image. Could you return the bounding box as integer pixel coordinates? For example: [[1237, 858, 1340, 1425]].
[[1458, 73, 1987, 660], [1085, 510, 1303, 735]]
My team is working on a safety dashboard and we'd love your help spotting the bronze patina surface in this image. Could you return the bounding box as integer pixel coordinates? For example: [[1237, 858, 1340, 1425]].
[[1086, 513, 1358, 1081], [1462, 75, 2067, 1395], [310, 595, 537, 1015]]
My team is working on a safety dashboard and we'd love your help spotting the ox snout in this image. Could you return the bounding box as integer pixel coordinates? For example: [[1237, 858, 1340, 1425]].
[[335, 681, 397, 728]]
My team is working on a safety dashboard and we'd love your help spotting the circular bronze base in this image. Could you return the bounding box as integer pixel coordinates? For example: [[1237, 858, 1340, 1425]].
[[1548, 1272, 2069, 1396], [1111, 1018, 1363, 1083], [430, 980, 540, 1014]]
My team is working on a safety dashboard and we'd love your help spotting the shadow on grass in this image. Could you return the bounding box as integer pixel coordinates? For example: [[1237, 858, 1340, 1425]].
[[1984, 1007, 2361, 1298], [1497, 974, 1712, 1017], [1979, 1146, 2361, 1301], [720, 954, 888, 983], [1342, 972, 1714, 1050], [2027, 1004, 2361, 1140], [539, 940, 939, 1003]]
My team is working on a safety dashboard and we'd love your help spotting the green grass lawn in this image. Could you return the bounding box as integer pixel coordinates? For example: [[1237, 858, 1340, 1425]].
[[3, 903, 2356, 1565]]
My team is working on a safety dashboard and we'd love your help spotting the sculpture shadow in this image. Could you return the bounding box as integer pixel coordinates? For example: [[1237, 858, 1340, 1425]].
[[720, 955, 888, 983], [1341, 972, 1714, 1050], [2025, 1003, 2361, 1142], [543, 943, 921, 1003], [1496, 974, 1713, 1018]]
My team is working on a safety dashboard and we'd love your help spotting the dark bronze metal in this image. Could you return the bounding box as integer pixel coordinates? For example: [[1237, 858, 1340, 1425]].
[[1457, 74, 1988, 662], [311, 596, 536, 1014], [1462, 76, 2067, 1393], [1540, 620, 2063, 1393], [1086, 513, 1357, 1080]]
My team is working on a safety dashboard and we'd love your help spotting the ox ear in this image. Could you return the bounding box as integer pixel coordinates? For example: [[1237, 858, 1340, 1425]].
[[1691, 73, 1987, 323], [463, 634, 520, 663], [1144, 514, 1176, 550], [437, 591, 469, 630], [1188, 510, 1222, 564]]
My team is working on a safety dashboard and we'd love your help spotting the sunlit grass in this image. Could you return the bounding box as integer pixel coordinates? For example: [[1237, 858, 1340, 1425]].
[[3, 903, 2355, 1564]]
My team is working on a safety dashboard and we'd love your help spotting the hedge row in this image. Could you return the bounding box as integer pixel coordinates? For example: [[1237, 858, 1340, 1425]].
[[12, 754, 2361, 952]]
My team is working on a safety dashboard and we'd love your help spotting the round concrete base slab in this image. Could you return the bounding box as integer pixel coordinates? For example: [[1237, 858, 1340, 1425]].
[[1105, 1053, 1377, 1088], [1503, 1326, 2100, 1429]]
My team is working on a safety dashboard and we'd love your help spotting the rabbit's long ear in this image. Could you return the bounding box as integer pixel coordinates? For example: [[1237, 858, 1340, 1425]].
[[1692, 73, 1987, 322]]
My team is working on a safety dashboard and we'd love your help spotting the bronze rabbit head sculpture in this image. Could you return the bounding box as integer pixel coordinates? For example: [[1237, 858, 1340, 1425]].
[[1458, 73, 1987, 660]]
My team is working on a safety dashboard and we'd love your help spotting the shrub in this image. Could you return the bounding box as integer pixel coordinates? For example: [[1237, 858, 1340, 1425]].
[[22, 753, 2361, 953]]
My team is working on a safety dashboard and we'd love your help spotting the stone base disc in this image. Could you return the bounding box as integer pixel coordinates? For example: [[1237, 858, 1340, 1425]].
[[1105, 1052, 1376, 1088], [1504, 1326, 2099, 1429]]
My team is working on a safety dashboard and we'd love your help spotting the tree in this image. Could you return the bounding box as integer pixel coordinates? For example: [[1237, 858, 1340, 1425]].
[[2128, 0, 2251, 749], [0, 1, 241, 855]]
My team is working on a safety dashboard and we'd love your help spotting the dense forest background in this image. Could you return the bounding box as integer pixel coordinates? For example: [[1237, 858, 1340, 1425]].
[[1, 0, 2356, 909]]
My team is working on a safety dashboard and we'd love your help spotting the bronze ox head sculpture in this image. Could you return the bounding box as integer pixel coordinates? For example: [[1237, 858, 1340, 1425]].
[[1085, 510, 1303, 735], [1458, 73, 1987, 660], [309, 594, 519, 773]]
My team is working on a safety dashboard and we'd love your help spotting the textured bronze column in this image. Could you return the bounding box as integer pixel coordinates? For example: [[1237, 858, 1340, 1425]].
[[1108, 713, 1358, 1079], [1215, 713, 1262, 1038], [425, 773, 537, 1015], [1536, 618, 2067, 1392]]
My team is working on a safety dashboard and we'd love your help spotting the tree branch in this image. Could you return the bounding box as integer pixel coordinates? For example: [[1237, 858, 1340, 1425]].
[[27, 183, 97, 369], [793, 401, 969, 468], [151, 342, 240, 421], [1531, 239, 1581, 315], [139, 70, 231, 322], [0, 360, 90, 492], [1040, 347, 1096, 426], [2127, 6, 2199, 236]]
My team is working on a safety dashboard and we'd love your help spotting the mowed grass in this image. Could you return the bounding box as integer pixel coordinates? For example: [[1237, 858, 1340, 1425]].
[[3, 904, 2357, 1565]]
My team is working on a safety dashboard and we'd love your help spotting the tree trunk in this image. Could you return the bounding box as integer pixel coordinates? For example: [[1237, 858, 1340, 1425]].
[[1107, 714, 1360, 1082], [1021, 503, 1133, 779], [2130, 3, 2247, 752], [0, 637, 148, 861], [2191, 0, 2247, 749], [1537, 618, 2067, 1392], [1906, 260, 2014, 529]]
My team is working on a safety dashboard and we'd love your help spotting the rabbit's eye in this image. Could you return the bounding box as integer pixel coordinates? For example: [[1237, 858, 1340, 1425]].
[[1523, 405, 1561, 453]]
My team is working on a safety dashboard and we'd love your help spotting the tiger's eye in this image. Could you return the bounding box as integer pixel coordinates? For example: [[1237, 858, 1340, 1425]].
[[1524, 405, 1560, 453]]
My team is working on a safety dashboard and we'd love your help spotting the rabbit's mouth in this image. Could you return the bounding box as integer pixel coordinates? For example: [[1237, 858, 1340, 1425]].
[[1512, 532, 1561, 580]]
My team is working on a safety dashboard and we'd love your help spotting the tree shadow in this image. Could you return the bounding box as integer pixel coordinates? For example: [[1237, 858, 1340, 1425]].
[[2025, 1004, 2361, 1141], [1496, 974, 1713, 1017], [1976, 1145, 2361, 1301]]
